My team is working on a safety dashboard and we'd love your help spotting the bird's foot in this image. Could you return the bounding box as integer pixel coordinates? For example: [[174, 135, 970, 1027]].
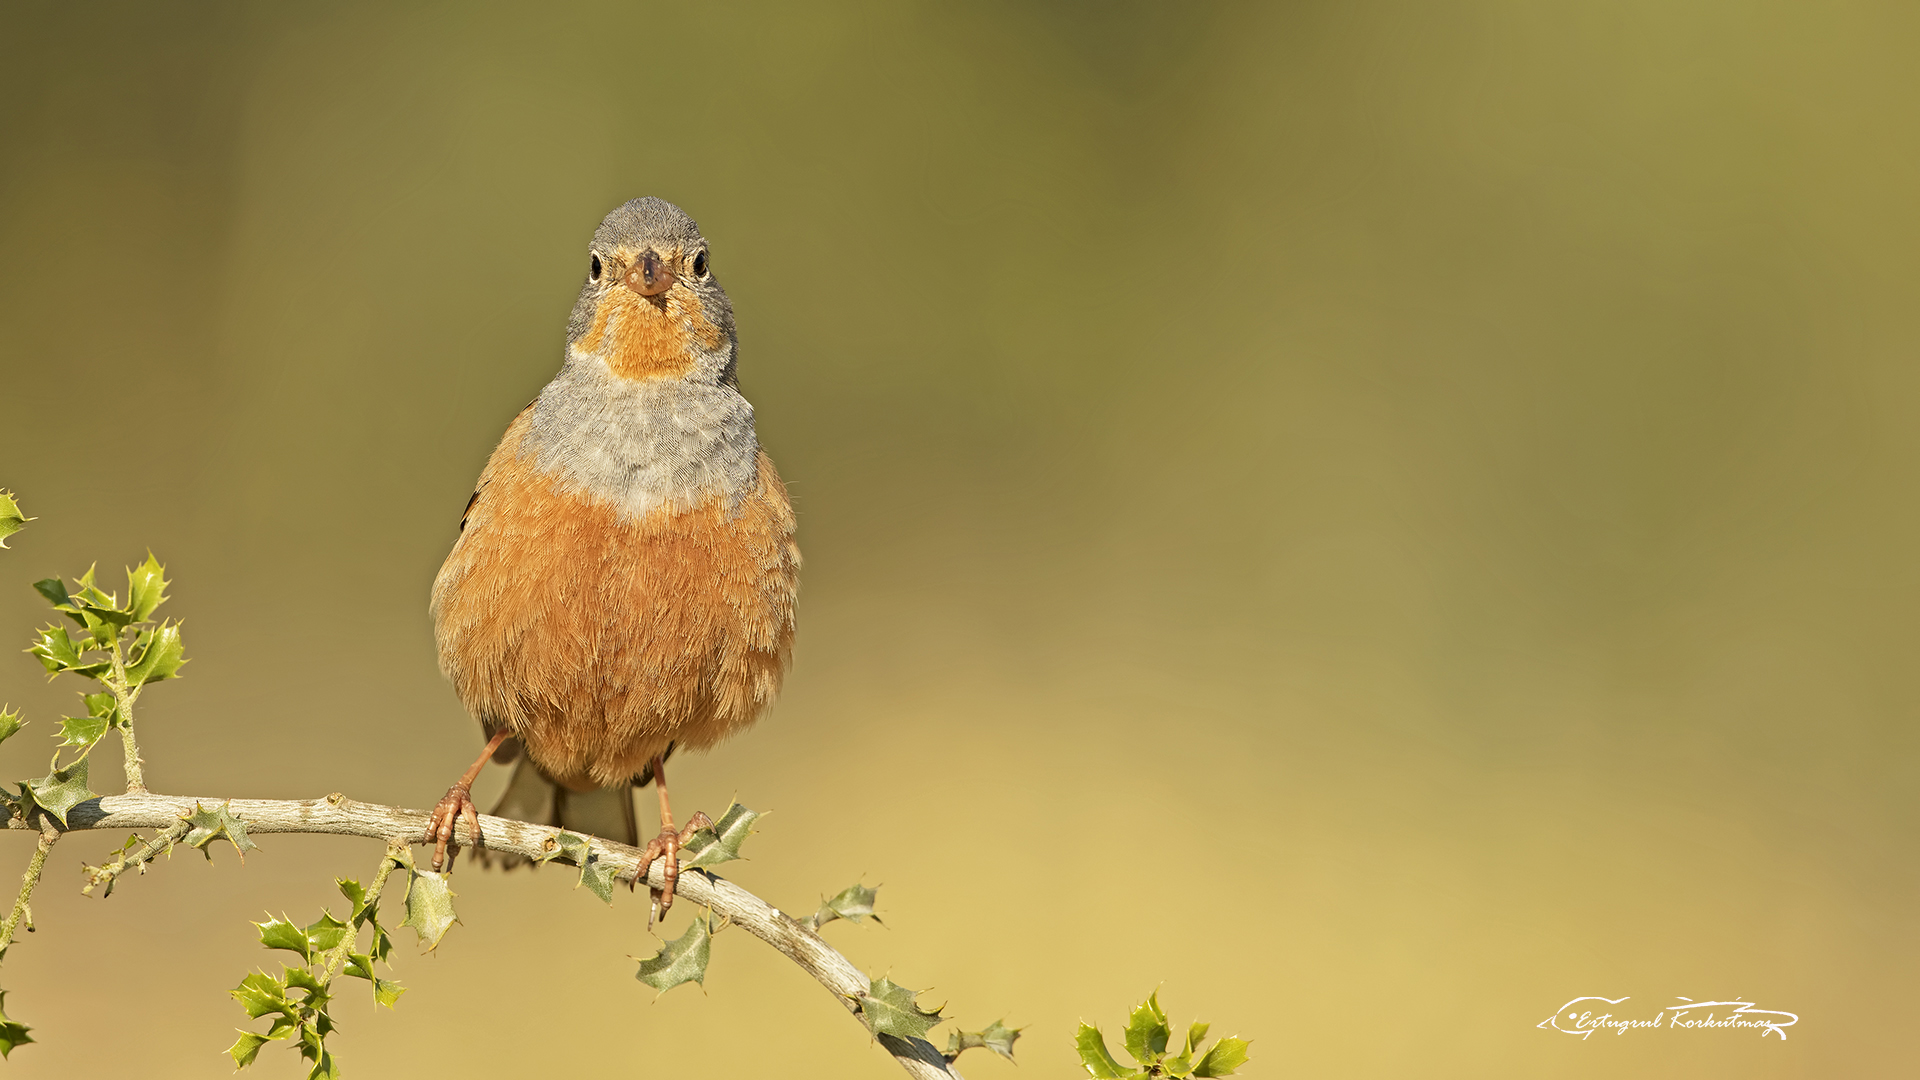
[[635, 811, 712, 922], [424, 782, 481, 873]]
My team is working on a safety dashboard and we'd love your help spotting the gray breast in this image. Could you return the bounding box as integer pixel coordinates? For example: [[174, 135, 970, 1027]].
[[526, 354, 761, 520]]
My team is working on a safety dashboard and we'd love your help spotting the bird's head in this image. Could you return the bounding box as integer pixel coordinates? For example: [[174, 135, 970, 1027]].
[[565, 197, 736, 384]]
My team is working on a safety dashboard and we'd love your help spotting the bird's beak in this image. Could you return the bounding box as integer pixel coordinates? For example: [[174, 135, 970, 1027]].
[[623, 250, 677, 297]]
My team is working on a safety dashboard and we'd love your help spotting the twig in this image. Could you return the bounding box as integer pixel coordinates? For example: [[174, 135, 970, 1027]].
[[0, 819, 58, 955], [5, 791, 962, 1080]]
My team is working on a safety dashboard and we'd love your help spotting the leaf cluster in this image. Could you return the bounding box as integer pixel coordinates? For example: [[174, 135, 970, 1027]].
[[1076, 992, 1250, 1079], [230, 854, 413, 1078]]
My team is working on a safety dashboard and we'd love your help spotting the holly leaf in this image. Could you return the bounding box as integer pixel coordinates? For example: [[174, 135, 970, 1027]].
[[945, 1018, 1021, 1062], [31, 577, 71, 610], [126, 553, 168, 621], [858, 977, 943, 1043], [228, 1030, 272, 1069], [256, 917, 312, 963], [0, 492, 28, 548], [0, 992, 31, 1058], [536, 831, 592, 866], [337, 878, 368, 922], [124, 620, 185, 684], [182, 801, 259, 860], [372, 978, 405, 1009], [56, 713, 109, 748], [1192, 1036, 1250, 1077], [680, 801, 761, 870], [1123, 990, 1170, 1065], [633, 915, 712, 995], [281, 966, 325, 997], [1076, 1023, 1141, 1079], [1184, 1021, 1210, 1057], [811, 882, 882, 930], [534, 831, 614, 901], [27, 625, 104, 678], [0, 709, 22, 748], [578, 853, 616, 904], [232, 971, 296, 1019], [25, 758, 94, 827], [305, 911, 350, 954], [400, 867, 458, 950]]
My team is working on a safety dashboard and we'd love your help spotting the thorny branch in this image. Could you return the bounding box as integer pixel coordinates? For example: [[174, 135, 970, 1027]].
[[5, 791, 964, 1080], [0, 820, 57, 956]]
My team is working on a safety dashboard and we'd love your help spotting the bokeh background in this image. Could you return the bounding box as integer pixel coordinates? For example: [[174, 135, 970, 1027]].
[[2, 2, 1915, 1077]]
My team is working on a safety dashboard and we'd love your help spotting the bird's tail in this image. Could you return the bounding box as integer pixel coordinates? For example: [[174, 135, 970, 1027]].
[[477, 754, 639, 868]]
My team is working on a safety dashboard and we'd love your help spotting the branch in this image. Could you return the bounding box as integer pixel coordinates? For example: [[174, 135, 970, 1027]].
[[3, 791, 961, 1079]]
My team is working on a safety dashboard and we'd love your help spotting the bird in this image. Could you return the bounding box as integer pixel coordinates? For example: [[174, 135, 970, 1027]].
[[424, 197, 799, 916]]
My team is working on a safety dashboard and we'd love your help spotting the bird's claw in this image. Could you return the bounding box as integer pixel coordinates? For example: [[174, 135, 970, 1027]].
[[635, 811, 712, 922], [425, 783, 481, 872]]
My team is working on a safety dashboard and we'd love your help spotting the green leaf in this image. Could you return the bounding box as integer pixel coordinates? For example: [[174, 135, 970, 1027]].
[[0, 492, 28, 549], [637, 907, 714, 991], [305, 911, 350, 953], [124, 620, 185, 684], [372, 978, 405, 1009], [256, 916, 312, 962], [31, 577, 71, 610], [0, 992, 31, 1059], [232, 971, 296, 1019], [680, 801, 762, 870], [1075, 1023, 1140, 1078], [182, 801, 259, 860], [0, 708, 22, 748], [282, 966, 325, 997], [811, 882, 882, 930], [1192, 1036, 1250, 1077], [57, 713, 110, 748], [634, 915, 712, 994], [859, 977, 943, 1043], [1184, 1020, 1210, 1057], [1123, 990, 1170, 1065], [126, 553, 168, 621], [83, 691, 119, 721], [337, 878, 369, 923], [400, 867, 459, 950], [228, 1030, 270, 1068], [945, 1018, 1021, 1062], [25, 758, 94, 826], [536, 831, 614, 902], [1163, 1053, 1196, 1078], [27, 624, 101, 678]]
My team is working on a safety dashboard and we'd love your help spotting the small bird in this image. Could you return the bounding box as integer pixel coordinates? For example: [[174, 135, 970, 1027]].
[[425, 197, 799, 915]]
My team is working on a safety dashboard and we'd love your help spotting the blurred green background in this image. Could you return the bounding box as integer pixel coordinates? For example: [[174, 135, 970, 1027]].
[[1, 1, 1914, 1076]]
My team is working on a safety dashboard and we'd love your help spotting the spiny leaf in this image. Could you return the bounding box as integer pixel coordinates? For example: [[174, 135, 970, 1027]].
[[535, 831, 614, 902], [0, 708, 22, 748], [1184, 1021, 1211, 1057], [0, 992, 31, 1059], [124, 620, 185, 684], [634, 915, 712, 995], [1192, 1035, 1250, 1077], [82, 691, 119, 721], [182, 801, 259, 860], [281, 966, 325, 997], [232, 971, 296, 1019], [0, 492, 29, 549], [680, 801, 762, 870], [126, 553, 168, 621], [256, 917, 312, 962], [859, 977, 943, 1043], [400, 866, 458, 950], [305, 911, 350, 954], [811, 882, 882, 930], [372, 978, 405, 1009], [25, 758, 93, 827], [56, 713, 109, 748], [30, 577, 70, 610], [945, 1018, 1021, 1062], [1075, 1023, 1140, 1079], [228, 1030, 271, 1068], [1123, 990, 1170, 1065], [337, 878, 370, 923], [27, 624, 102, 678]]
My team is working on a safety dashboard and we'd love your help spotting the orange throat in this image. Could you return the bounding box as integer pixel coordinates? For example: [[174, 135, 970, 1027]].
[[577, 292, 722, 380]]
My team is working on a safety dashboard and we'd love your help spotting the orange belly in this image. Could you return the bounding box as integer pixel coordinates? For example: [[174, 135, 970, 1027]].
[[430, 411, 799, 790]]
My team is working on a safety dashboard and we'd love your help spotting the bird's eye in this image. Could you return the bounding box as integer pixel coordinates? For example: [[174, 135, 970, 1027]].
[[589, 253, 603, 281], [693, 250, 709, 278]]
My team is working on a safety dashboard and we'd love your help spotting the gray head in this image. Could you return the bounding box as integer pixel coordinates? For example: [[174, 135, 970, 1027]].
[[563, 197, 736, 383]]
